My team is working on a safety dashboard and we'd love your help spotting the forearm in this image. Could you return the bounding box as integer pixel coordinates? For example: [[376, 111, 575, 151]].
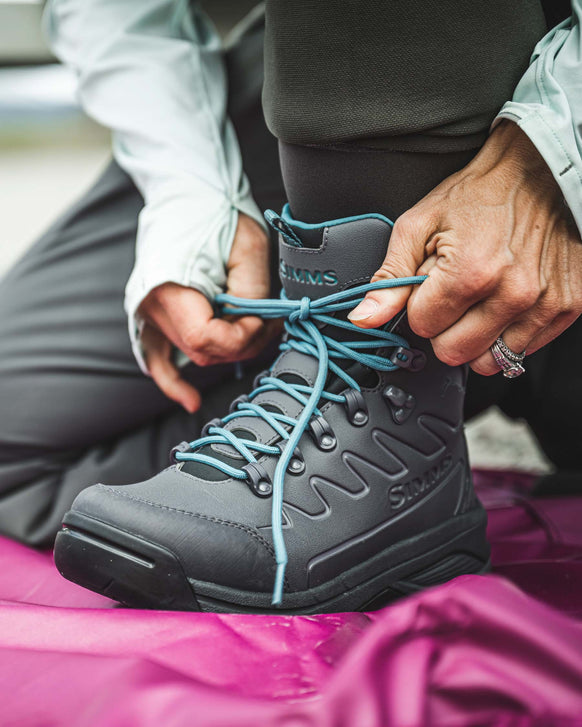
[[494, 0, 582, 237], [44, 0, 264, 371]]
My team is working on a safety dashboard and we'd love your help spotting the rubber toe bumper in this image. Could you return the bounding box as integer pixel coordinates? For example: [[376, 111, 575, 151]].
[[54, 482, 278, 608]]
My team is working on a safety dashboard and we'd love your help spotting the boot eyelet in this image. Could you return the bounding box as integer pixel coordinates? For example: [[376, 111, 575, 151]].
[[252, 369, 270, 389], [277, 444, 306, 474], [320, 434, 336, 450], [352, 410, 368, 426], [279, 445, 305, 475], [201, 417, 223, 438], [309, 416, 337, 451], [288, 456, 305, 475], [343, 389, 369, 427], [389, 346, 427, 372], [169, 440, 191, 464], [242, 462, 273, 498], [229, 393, 249, 414]]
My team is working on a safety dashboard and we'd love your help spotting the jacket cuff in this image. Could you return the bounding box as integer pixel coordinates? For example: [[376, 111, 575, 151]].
[[125, 185, 264, 374]]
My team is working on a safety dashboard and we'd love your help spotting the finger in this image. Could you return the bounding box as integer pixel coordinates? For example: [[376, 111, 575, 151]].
[[149, 293, 243, 366], [157, 293, 214, 351], [406, 241, 512, 340], [348, 209, 437, 328], [183, 315, 267, 365], [210, 317, 280, 363], [470, 310, 579, 376], [430, 296, 523, 368], [527, 311, 580, 353], [468, 322, 533, 377], [147, 345, 202, 413], [233, 318, 283, 361]]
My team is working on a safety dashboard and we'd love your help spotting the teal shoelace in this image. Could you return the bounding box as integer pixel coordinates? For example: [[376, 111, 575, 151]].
[[174, 276, 426, 605]]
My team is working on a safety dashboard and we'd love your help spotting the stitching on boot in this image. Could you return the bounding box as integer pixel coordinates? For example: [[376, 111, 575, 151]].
[[95, 484, 278, 562]]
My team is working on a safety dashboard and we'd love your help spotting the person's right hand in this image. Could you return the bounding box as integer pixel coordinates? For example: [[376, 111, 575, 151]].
[[348, 122, 582, 375], [139, 213, 278, 413]]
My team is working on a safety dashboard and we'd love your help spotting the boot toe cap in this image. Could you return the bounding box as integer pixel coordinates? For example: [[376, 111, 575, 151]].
[[61, 473, 277, 595]]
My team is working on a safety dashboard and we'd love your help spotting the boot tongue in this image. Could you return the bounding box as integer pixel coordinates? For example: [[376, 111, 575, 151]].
[[277, 206, 393, 300], [181, 208, 396, 480]]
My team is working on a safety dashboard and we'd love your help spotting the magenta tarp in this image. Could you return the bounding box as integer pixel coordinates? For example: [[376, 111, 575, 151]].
[[1, 471, 582, 726]]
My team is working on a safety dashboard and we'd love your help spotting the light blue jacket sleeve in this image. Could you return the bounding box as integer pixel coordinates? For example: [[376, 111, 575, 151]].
[[494, 2, 582, 234], [43, 0, 265, 372]]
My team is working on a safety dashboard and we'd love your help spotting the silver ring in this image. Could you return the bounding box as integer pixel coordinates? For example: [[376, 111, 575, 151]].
[[490, 337, 526, 379]]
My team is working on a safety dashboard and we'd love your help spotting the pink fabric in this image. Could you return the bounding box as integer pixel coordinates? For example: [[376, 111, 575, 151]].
[[2, 470, 582, 726]]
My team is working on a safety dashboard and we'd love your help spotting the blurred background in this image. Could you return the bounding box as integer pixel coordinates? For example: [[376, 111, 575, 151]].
[[0, 0, 109, 275], [0, 0, 553, 474]]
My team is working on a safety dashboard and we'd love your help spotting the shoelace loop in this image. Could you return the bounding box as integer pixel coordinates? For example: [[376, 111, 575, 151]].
[[174, 277, 426, 605], [296, 296, 311, 321]]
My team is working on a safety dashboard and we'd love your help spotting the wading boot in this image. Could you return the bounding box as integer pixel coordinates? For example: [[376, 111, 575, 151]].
[[54, 206, 490, 613]]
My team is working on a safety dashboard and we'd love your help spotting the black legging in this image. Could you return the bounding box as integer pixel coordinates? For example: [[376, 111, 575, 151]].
[[263, 0, 546, 220], [261, 0, 582, 472]]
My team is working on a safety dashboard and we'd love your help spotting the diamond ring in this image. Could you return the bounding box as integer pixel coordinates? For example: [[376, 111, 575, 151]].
[[490, 337, 526, 379]]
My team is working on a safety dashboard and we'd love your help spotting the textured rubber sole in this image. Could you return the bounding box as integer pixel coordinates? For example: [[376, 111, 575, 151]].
[[54, 508, 490, 614]]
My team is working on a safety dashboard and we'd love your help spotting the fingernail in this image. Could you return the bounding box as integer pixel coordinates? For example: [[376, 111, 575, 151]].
[[348, 298, 379, 321]]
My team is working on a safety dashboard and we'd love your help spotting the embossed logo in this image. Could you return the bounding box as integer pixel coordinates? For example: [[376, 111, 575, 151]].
[[388, 455, 453, 511], [279, 260, 338, 286]]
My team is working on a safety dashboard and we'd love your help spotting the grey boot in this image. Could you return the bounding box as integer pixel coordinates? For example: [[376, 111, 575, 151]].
[[54, 207, 489, 613]]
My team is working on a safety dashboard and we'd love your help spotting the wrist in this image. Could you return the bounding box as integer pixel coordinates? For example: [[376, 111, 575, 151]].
[[477, 120, 563, 205]]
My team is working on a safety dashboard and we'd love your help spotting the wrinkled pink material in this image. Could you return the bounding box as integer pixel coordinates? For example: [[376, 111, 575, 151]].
[[1, 470, 582, 726]]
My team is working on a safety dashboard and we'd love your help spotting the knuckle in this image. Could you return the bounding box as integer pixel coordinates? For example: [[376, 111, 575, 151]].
[[510, 279, 540, 311], [376, 209, 437, 281], [432, 339, 464, 367], [414, 325, 434, 339], [467, 263, 500, 296], [556, 309, 580, 330], [556, 287, 579, 318], [391, 213, 416, 240], [538, 286, 557, 308], [182, 332, 200, 351], [471, 360, 496, 376], [188, 344, 214, 365], [183, 327, 208, 352], [190, 353, 212, 367], [408, 312, 433, 339], [537, 290, 561, 321], [440, 351, 464, 367], [410, 322, 430, 339], [375, 250, 410, 280]]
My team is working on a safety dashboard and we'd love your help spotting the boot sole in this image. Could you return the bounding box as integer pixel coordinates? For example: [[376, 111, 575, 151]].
[[54, 507, 490, 613]]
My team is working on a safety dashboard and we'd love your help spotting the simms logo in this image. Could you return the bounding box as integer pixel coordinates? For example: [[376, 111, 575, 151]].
[[279, 260, 338, 286], [388, 455, 453, 511]]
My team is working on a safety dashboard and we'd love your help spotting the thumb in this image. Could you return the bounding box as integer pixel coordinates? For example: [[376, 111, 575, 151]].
[[348, 210, 435, 328]]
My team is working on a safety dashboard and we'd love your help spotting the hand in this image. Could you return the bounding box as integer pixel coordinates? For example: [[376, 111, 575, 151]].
[[348, 121, 582, 374], [140, 213, 277, 412]]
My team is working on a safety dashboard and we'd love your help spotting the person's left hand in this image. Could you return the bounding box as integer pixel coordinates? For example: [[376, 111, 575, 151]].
[[139, 213, 279, 412], [348, 121, 582, 374]]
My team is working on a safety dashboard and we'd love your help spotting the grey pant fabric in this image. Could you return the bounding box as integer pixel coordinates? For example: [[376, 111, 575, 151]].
[[0, 17, 285, 546]]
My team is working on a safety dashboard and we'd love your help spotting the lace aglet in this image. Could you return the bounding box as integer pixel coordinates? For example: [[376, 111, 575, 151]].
[[271, 562, 286, 606]]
